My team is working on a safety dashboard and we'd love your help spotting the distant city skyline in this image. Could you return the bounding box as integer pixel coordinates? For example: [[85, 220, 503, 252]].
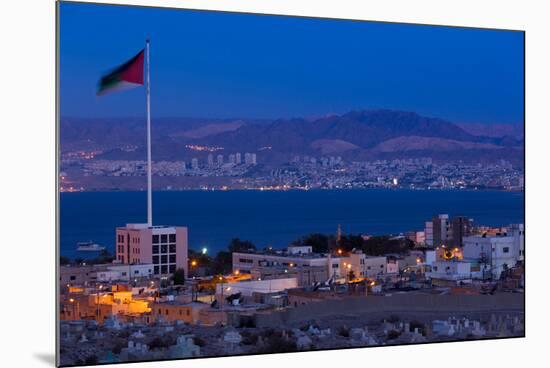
[[60, 3, 524, 124]]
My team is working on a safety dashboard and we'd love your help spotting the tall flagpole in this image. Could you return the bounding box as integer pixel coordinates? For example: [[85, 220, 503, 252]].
[[146, 39, 153, 227]]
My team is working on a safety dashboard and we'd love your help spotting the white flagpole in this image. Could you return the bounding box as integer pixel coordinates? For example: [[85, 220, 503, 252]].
[[146, 39, 153, 227]]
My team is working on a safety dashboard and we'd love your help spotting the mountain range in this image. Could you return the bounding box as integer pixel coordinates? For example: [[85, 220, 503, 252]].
[[61, 109, 524, 165]]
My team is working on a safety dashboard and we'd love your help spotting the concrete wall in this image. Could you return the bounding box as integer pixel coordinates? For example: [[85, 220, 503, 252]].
[[251, 293, 524, 328], [217, 278, 298, 297]]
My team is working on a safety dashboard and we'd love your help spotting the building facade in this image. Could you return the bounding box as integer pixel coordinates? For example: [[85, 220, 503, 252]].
[[462, 225, 524, 279], [116, 223, 188, 277]]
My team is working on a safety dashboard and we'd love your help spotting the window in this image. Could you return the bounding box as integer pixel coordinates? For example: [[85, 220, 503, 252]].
[[152, 235, 159, 244], [161, 255, 168, 264], [169, 255, 176, 263], [169, 244, 176, 253], [186, 309, 190, 316], [503, 247, 510, 253], [70, 276, 76, 281], [152, 245, 159, 254], [161, 234, 168, 243], [154, 266, 159, 275], [161, 244, 168, 253], [161, 265, 168, 274], [169, 234, 176, 242], [169, 264, 176, 273], [134, 270, 139, 274], [332, 264, 339, 268], [153, 256, 159, 264]]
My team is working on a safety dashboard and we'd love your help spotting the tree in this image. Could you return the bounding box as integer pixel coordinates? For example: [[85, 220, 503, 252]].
[[172, 268, 186, 285], [59, 256, 71, 266], [212, 251, 232, 274], [228, 238, 256, 253], [292, 233, 331, 253]]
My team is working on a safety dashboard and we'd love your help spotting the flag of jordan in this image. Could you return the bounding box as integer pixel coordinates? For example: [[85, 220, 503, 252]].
[[97, 49, 144, 96]]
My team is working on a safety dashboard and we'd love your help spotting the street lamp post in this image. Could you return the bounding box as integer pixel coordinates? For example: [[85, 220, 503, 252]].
[[219, 276, 224, 310]]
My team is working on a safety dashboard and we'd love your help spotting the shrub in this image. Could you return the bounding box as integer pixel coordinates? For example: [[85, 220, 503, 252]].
[[193, 337, 205, 347], [387, 330, 401, 340], [338, 326, 350, 338]]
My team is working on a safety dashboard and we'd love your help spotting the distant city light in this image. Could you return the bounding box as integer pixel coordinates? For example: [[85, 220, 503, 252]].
[[202, 247, 208, 255], [185, 144, 224, 152]]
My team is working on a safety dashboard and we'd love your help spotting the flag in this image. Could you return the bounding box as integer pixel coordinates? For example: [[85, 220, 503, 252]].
[[97, 49, 145, 96]]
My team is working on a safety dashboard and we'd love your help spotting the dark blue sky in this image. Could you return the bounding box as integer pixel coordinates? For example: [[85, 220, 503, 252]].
[[59, 2, 524, 124]]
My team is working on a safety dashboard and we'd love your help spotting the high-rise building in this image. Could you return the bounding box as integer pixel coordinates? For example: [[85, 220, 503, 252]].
[[451, 216, 474, 247], [235, 152, 242, 165], [216, 154, 223, 166], [228, 154, 236, 164], [424, 221, 434, 247], [207, 154, 214, 167], [191, 158, 199, 170], [432, 214, 452, 247], [251, 153, 257, 165], [115, 223, 188, 277]]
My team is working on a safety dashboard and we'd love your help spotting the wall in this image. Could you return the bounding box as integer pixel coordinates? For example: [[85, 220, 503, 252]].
[[216, 278, 298, 297], [252, 292, 524, 328]]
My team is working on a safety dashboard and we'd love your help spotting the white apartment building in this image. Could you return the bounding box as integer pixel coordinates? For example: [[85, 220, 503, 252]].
[[96, 263, 154, 282], [462, 224, 524, 279]]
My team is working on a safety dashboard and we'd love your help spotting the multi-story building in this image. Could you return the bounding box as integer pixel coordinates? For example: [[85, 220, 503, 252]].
[[462, 224, 524, 279], [191, 158, 199, 170], [450, 216, 474, 247], [244, 152, 257, 165], [207, 154, 214, 167], [116, 223, 188, 277], [424, 221, 434, 247], [432, 214, 452, 247], [216, 154, 223, 166], [232, 248, 387, 284], [235, 152, 242, 165]]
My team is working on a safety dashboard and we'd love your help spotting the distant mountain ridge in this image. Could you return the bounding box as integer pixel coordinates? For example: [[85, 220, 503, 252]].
[[197, 109, 522, 152], [60, 109, 523, 164]]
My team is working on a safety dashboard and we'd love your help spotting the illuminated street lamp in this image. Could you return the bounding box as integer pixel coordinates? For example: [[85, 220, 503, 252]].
[[69, 298, 76, 320], [201, 247, 208, 255]]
